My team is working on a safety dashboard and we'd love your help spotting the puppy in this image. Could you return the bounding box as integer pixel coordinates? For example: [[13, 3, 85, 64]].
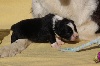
[[32, 0, 100, 40], [11, 14, 78, 48]]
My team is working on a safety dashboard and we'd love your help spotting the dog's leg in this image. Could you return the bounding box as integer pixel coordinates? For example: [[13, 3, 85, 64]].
[[49, 33, 60, 49], [51, 42, 60, 49], [56, 37, 64, 45], [0, 39, 31, 58]]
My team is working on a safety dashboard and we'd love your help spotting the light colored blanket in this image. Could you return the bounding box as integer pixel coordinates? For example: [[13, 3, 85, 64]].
[[0, 0, 100, 66]]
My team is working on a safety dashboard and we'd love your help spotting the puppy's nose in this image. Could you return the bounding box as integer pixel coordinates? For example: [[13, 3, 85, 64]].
[[75, 35, 79, 39], [73, 33, 79, 39]]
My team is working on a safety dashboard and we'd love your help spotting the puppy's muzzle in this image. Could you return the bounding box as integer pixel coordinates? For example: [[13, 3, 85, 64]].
[[71, 32, 79, 41]]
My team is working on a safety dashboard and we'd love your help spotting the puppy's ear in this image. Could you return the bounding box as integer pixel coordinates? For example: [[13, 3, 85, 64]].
[[55, 20, 65, 31], [55, 20, 63, 28], [55, 18, 70, 28], [55, 21, 66, 36]]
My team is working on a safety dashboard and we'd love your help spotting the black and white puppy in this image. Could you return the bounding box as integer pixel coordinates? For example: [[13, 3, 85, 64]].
[[11, 14, 79, 48]]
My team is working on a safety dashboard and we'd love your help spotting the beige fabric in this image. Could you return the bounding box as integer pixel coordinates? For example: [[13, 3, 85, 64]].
[[0, 0, 32, 29], [0, 0, 100, 66]]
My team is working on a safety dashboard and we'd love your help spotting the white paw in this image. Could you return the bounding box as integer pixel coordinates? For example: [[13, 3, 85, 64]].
[[51, 42, 60, 49], [56, 38, 65, 45]]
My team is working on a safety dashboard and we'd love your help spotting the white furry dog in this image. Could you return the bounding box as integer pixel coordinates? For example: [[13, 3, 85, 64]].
[[32, 0, 100, 40]]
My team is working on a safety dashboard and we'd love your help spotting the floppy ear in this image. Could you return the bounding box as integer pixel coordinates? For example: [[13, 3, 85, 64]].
[[55, 21, 65, 35], [55, 21, 63, 29]]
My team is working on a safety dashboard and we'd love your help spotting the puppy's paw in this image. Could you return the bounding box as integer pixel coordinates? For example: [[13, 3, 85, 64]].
[[57, 40, 65, 45], [51, 42, 60, 49], [56, 38, 65, 45]]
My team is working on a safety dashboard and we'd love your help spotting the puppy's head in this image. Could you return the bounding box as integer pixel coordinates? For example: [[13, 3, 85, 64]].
[[53, 16, 79, 41]]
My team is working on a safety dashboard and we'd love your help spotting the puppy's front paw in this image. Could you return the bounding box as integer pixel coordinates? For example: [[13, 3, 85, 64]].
[[56, 38, 65, 45], [51, 42, 60, 49]]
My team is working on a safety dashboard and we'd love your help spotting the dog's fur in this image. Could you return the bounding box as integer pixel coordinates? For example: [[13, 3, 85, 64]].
[[11, 14, 78, 48], [32, 0, 100, 40]]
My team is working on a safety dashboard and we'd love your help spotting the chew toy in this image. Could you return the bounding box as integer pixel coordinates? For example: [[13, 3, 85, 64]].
[[60, 38, 100, 52]]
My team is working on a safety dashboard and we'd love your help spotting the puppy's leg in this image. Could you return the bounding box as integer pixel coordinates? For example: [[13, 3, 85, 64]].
[[56, 37, 64, 45], [51, 42, 60, 49], [49, 33, 60, 49], [0, 39, 31, 58]]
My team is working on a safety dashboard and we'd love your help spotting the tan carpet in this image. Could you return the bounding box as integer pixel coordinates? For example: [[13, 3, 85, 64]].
[[0, 0, 100, 66]]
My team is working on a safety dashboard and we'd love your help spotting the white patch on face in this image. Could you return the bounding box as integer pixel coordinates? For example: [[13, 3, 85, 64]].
[[67, 22, 75, 33], [67, 22, 79, 41], [52, 15, 63, 29]]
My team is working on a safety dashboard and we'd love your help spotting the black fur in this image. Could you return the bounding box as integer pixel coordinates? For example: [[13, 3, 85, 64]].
[[91, 0, 100, 33], [11, 14, 77, 44]]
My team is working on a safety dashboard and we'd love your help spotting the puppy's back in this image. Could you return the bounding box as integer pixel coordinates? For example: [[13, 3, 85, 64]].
[[11, 18, 42, 31]]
